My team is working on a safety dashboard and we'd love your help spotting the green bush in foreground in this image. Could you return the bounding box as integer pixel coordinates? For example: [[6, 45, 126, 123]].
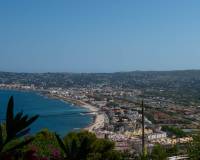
[[56, 131, 124, 160], [27, 128, 62, 158]]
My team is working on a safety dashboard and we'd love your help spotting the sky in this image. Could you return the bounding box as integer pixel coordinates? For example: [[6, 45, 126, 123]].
[[1, 0, 200, 73]]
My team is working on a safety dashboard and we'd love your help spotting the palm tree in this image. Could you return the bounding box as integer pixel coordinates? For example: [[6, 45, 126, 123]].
[[56, 131, 123, 160], [56, 131, 96, 160], [0, 96, 39, 159]]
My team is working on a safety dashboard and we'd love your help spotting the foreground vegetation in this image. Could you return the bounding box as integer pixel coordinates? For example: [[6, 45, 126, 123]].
[[0, 97, 125, 160], [0, 96, 200, 160]]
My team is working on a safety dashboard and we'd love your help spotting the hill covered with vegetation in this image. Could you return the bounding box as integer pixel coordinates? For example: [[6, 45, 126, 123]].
[[1, 70, 200, 105]]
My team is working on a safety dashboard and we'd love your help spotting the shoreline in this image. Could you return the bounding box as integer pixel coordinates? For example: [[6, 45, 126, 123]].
[[0, 88, 105, 133], [45, 93, 105, 132]]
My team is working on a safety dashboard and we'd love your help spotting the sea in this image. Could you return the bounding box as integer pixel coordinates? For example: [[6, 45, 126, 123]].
[[0, 89, 93, 136]]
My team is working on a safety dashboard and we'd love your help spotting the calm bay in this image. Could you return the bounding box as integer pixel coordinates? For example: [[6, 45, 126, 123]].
[[0, 89, 93, 136]]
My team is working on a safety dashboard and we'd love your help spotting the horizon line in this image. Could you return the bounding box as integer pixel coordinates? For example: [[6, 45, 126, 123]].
[[1, 69, 200, 74]]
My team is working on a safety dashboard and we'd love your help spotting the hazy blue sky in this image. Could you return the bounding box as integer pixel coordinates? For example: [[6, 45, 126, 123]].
[[1, 0, 200, 73]]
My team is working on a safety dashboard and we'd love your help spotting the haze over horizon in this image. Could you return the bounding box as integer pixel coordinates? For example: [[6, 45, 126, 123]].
[[1, 69, 200, 74], [1, 0, 200, 73]]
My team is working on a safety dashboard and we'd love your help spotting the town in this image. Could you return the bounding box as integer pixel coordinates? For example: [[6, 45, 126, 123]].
[[0, 72, 198, 156]]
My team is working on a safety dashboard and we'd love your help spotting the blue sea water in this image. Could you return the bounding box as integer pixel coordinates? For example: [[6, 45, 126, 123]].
[[0, 90, 93, 136]]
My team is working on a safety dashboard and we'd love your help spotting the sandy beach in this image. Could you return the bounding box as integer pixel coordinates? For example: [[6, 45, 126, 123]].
[[73, 101, 105, 132], [85, 113, 105, 132], [47, 93, 105, 132]]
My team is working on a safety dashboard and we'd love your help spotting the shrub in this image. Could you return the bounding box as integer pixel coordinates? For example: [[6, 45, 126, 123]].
[[56, 131, 124, 160]]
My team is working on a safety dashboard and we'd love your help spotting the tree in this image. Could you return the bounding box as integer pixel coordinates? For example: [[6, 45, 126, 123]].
[[56, 131, 123, 160], [162, 126, 186, 138], [188, 134, 200, 160], [0, 96, 39, 159], [30, 128, 61, 158], [166, 145, 179, 157], [151, 144, 167, 160]]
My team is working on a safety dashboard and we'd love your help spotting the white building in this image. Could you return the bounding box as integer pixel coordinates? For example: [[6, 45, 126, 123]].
[[147, 132, 167, 141]]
